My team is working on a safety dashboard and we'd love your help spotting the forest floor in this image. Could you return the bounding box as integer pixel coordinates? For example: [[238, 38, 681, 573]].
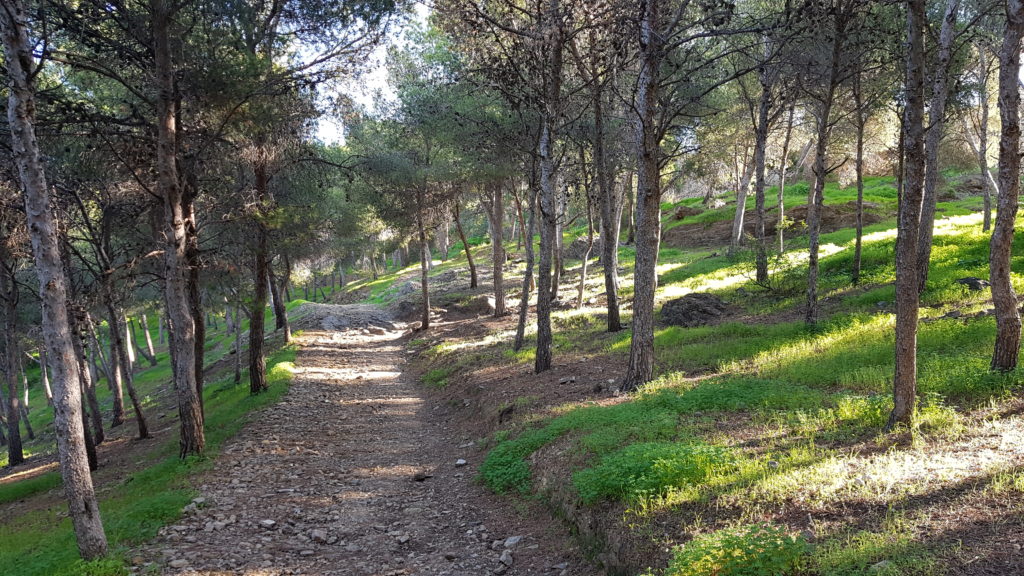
[[136, 303, 583, 576]]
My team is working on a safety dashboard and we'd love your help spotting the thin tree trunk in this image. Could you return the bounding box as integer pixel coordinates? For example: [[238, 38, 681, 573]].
[[978, 43, 995, 232], [157, 311, 165, 345], [233, 302, 243, 385], [805, 28, 843, 326], [139, 314, 158, 365], [752, 59, 773, 285], [71, 313, 99, 468], [0, 0, 108, 554], [38, 347, 53, 405], [777, 103, 795, 254], [74, 319, 104, 445], [1, 265, 24, 466], [17, 351, 34, 441], [109, 308, 150, 439], [490, 184, 506, 316], [453, 202, 478, 289], [515, 176, 539, 352], [915, 0, 960, 294], [990, 1, 1024, 372], [852, 68, 866, 285], [268, 261, 290, 342], [152, 0, 204, 457], [418, 200, 431, 330], [536, 119, 558, 374], [249, 229, 269, 394], [729, 156, 755, 255], [889, 0, 928, 429], [622, 0, 662, 391], [577, 186, 596, 309]]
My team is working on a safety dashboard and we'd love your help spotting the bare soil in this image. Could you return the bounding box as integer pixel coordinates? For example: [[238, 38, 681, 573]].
[[137, 304, 585, 576]]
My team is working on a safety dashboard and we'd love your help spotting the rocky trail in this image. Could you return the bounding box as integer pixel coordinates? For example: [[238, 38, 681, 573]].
[[137, 304, 582, 576]]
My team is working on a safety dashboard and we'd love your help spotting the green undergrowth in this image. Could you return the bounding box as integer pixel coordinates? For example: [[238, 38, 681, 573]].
[[0, 346, 296, 576]]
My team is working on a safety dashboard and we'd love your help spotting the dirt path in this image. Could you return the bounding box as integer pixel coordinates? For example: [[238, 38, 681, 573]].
[[140, 304, 582, 576]]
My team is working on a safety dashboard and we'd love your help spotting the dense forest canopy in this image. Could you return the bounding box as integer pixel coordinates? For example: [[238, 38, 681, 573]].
[[1, 0, 1024, 574]]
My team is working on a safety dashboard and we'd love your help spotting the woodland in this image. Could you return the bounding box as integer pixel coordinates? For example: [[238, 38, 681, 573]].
[[1, 0, 1024, 575]]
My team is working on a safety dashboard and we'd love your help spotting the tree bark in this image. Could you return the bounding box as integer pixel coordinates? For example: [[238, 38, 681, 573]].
[[73, 314, 104, 445], [109, 307, 150, 439], [889, 0, 928, 429], [990, 0, 1024, 372], [752, 59, 773, 285], [777, 104, 795, 254], [39, 346, 53, 405], [729, 154, 755, 255], [915, 0, 961, 293], [249, 228, 269, 394], [138, 314, 158, 365], [0, 0, 108, 555], [267, 259, 291, 343], [453, 202, 478, 288], [852, 68, 866, 285], [489, 184, 506, 316], [805, 23, 843, 326], [622, 0, 662, 391], [417, 188, 432, 330], [514, 179, 539, 352], [577, 184, 596, 309], [1, 263, 24, 466], [153, 0, 205, 457]]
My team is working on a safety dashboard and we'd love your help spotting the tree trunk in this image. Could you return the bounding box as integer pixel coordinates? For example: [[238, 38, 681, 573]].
[[249, 228, 269, 394], [418, 201, 431, 330], [915, 0, 961, 293], [139, 314, 158, 365], [729, 156, 755, 255], [852, 68, 866, 286], [110, 308, 150, 439], [268, 260, 291, 343], [39, 346, 53, 405], [805, 27, 843, 326], [153, 0, 205, 457], [233, 302, 243, 385], [622, 0, 662, 391], [0, 0, 108, 555], [978, 43, 995, 233], [1, 264, 24, 466], [515, 178, 539, 352], [594, 82, 622, 331], [889, 0, 929, 429], [158, 311, 165, 344], [752, 60, 773, 285], [453, 202, 478, 289], [577, 186, 596, 309], [535, 119, 558, 374], [777, 103, 795, 254], [17, 349, 34, 441], [489, 184, 506, 316], [990, 1, 1024, 372], [74, 318, 104, 446], [71, 313, 101, 466]]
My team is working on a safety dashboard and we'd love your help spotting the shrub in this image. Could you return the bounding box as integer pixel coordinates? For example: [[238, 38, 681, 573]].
[[665, 523, 807, 576]]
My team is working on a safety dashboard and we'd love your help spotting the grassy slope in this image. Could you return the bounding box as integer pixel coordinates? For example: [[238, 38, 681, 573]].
[[0, 301, 302, 576], [403, 176, 1024, 576]]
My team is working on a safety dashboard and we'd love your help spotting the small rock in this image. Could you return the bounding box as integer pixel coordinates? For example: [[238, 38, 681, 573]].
[[259, 519, 277, 529], [767, 460, 779, 469], [345, 543, 362, 553], [169, 559, 189, 569], [499, 549, 514, 566], [504, 535, 523, 548], [130, 556, 145, 566], [444, 552, 458, 561], [397, 534, 411, 545], [455, 459, 468, 467], [299, 549, 315, 556], [557, 376, 576, 385], [311, 529, 328, 543]]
